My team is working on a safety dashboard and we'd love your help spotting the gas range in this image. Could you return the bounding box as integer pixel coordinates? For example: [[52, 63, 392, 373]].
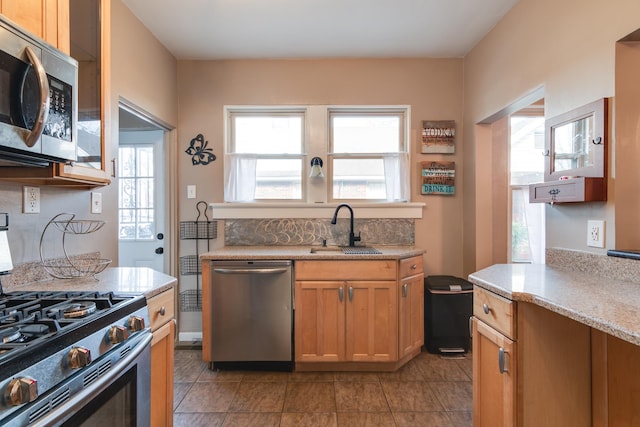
[[0, 290, 150, 426]]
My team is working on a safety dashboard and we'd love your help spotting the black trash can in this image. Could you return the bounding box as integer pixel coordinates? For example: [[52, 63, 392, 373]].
[[424, 275, 473, 354]]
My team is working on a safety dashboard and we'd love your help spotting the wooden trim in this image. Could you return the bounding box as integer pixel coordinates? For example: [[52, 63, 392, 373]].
[[591, 329, 608, 427], [294, 347, 420, 372], [201, 260, 212, 362]]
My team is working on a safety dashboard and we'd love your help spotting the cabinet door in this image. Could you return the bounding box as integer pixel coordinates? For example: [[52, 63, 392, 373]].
[[473, 317, 516, 427], [346, 280, 397, 362], [151, 319, 175, 427], [294, 280, 346, 362], [398, 273, 424, 358], [1, 0, 70, 53]]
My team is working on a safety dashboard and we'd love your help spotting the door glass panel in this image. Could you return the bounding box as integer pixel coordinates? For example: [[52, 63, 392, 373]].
[[118, 145, 154, 241], [70, 0, 102, 169]]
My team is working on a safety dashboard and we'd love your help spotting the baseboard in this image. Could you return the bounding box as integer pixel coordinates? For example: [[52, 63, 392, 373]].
[[178, 332, 203, 343]]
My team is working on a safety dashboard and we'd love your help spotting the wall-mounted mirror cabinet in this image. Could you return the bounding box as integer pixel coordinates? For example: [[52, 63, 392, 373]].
[[530, 98, 608, 203]]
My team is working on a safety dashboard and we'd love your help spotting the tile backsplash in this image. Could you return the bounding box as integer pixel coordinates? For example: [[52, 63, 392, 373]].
[[224, 218, 414, 246]]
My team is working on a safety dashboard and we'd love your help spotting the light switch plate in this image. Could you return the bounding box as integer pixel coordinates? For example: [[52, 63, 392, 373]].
[[587, 220, 605, 248], [187, 185, 196, 199], [91, 192, 102, 214]]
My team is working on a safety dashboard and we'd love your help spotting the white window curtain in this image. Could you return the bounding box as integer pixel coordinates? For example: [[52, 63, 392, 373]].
[[383, 152, 410, 202], [224, 154, 257, 202]]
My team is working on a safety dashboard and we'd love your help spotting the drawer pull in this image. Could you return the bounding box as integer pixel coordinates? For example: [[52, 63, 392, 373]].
[[158, 306, 166, 316], [411, 264, 417, 270], [482, 303, 492, 315], [498, 347, 508, 373]]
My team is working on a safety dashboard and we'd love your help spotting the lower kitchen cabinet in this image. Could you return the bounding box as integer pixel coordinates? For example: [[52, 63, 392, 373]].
[[398, 256, 424, 359], [148, 288, 176, 427], [295, 257, 423, 370], [473, 286, 592, 426]]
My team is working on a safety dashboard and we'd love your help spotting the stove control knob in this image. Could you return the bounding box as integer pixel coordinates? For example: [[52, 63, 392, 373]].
[[128, 316, 145, 332], [107, 325, 130, 344], [67, 346, 92, 369], [4, 377, 38, 406]]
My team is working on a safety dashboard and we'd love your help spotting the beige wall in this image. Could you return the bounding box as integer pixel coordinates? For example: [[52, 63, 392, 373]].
[[463, 0, 640, 275], [176, 59, 465, 276]]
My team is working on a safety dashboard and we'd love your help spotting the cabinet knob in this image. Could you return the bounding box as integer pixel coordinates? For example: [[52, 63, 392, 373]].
[[158, 306, 166, 316], [482, 303, 491, 315], [411, 264, 417, 270]]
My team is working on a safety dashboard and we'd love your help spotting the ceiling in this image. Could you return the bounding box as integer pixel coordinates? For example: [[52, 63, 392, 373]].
[[121, 0, 519, 60]]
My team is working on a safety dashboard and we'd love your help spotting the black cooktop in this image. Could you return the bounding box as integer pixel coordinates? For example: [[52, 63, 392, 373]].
[[606, 249, 640, 260]]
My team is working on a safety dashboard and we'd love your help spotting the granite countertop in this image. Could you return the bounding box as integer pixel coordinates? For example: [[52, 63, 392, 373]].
[[200, 245, 424, 260], [4, 267, 177, 299], [469, 263, 640, 346]]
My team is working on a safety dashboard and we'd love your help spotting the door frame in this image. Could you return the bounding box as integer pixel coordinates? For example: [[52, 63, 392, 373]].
[[118, 98, 177, 277]]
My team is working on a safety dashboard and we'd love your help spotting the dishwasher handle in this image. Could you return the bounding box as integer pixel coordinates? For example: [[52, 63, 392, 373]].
[[213, 267, 290, 275]]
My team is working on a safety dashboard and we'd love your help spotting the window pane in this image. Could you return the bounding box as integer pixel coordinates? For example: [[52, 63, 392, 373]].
[[234, 115, 303, 154], [332, 115, 401, 153], [255, 159, 302, 199], [510, 116, 545, 185], [136, 146, 154, 177], [119, 179, 136, 208], [136, 178, 154, 209], [119, 146, 135, 177], [333, 158, 386, 199]]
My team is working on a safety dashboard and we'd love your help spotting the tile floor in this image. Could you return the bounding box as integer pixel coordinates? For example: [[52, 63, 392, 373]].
[[173, 349, 473, 427]]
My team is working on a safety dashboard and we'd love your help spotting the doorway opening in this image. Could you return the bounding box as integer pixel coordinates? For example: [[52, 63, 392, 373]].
[[117, 103, 172, 274]]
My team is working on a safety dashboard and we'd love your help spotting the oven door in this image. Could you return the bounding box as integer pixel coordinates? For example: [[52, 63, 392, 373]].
[[28, 331, 152, 427]]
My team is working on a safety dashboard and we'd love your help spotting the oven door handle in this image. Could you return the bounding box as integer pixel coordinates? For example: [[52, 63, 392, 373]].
[[31, 331, 152, 427], [23, 46, 50, 148]]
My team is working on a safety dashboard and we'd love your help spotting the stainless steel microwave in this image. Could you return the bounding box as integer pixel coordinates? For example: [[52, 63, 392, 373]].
[[0, 15, 78, 166]]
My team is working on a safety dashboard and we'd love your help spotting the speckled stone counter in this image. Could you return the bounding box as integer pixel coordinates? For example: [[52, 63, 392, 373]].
[[469, 262, 640, 347], [200, 245, 424, 261], [4, 267, 177, 299]]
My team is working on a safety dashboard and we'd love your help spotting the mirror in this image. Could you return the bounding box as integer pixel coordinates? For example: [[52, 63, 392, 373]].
[[552, 114, 594, 173], [545, 98, 607, 180]]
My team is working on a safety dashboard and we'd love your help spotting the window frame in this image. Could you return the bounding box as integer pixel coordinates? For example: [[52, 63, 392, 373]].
[[224, 105, 411, 204]]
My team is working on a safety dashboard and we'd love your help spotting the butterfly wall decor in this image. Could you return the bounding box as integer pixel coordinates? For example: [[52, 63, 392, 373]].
[[185, 133, 216, 165]]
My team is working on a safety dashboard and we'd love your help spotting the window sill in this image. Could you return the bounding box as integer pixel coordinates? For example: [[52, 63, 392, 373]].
[[208, 202, 425, 219]]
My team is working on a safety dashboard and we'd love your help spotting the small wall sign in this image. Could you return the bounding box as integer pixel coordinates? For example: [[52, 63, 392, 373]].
[[421, 161, 455, 195], [421, 120, 456, 154]]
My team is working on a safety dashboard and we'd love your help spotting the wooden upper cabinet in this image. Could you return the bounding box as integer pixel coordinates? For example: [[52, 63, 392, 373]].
[[530, 98, 609, 203], [0, 0, 111, 187], [0, 0, 70, 54]]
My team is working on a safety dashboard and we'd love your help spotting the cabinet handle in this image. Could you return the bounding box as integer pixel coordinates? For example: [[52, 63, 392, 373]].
[[469, 316, 473, 337], [482, 303, 492, 314], [402, 283, 408, 297], [348, 286, 353, 302], [498, 347, 508, 373], [338, 287, 343, 302], [158, 306, 166, 316], [411, 264, 417, 270]]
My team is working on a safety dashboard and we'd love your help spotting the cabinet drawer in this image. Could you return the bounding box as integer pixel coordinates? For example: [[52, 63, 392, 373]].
[[399, 256, 423, 278], [295, 260, 396, 281], [529, 177, 606, 203], [147, 288, 175, 331], [473, 286, 516, 339]]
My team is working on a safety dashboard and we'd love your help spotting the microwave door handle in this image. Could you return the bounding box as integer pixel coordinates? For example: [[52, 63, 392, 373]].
[[23, 46, 50, 148]]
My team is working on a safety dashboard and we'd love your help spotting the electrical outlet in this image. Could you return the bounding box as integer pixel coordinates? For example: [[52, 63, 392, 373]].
[[23, 186, 40, 214], [91, 192, 102, 214], [187, 185, 196, 199], [587, 220, 605, 248]]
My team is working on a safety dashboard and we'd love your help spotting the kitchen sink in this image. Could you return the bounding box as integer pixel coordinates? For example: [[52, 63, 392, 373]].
[[309, 246, 382, 254]]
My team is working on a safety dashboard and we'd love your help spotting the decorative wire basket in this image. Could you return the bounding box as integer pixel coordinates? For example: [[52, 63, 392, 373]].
[[179, 221, 217, 240], [42, 258, 112, 279], [40, 213, 112, 279], [179, 255, 201, 275], [179, 289, 202, 312]]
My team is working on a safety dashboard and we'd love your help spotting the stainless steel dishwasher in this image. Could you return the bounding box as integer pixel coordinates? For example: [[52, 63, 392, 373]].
[[209, 260, 293, 370]]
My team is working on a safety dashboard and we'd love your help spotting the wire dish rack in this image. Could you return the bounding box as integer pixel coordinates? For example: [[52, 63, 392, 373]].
[[40, 213, 112, 279]]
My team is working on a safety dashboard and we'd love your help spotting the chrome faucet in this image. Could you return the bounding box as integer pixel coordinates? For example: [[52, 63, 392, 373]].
[[330, 203, 361, 247]]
